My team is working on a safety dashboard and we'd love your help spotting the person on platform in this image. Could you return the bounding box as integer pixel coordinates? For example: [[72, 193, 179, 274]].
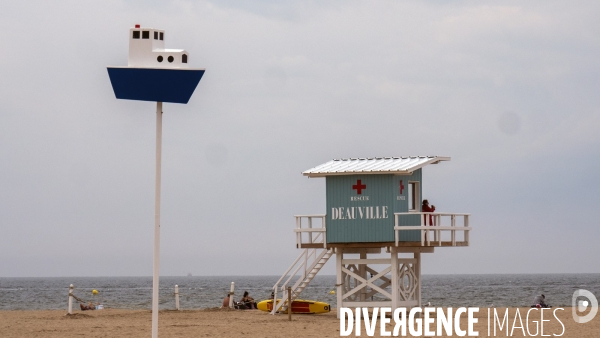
[[240, 291, 256, 309], [532, 294, 551, 308], [422, 199, 436, 225]]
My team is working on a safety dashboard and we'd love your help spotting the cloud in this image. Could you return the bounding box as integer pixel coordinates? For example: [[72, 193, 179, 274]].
[[0, 0, 599, 276], [497, 111, 521, 135]]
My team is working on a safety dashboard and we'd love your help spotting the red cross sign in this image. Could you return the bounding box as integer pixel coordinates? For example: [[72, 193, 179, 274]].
[[399, 180, 405, 194], [352, 180, 366, 194]]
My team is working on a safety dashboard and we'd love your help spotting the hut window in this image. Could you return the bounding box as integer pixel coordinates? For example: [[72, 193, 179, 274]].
[[154, 31, 158, 40], [182, 54, 188, 63], [167, 56, 174, 63], [159, 32, 164, 40], [132, 31, 140, 39], [408, 182, 419, 211], [142, 31, 150, 39], [157, 55, 163, 63]]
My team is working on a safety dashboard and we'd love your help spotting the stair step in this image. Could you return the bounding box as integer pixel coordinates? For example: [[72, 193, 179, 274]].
[[271, 249, 334, 314]]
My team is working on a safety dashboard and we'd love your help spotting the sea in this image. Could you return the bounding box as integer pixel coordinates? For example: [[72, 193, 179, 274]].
[[0, 274, 598, 311]]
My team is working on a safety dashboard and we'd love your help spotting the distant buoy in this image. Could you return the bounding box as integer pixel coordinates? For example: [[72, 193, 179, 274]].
[[92, 290, 99, 295], [329, 290, 335, 295]]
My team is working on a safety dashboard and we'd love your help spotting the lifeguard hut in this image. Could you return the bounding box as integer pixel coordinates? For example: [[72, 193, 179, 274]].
[[271, 156, 471, 317]]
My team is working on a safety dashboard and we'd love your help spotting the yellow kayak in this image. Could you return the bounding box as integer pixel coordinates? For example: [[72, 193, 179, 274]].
[[257, 299, 330, 314]]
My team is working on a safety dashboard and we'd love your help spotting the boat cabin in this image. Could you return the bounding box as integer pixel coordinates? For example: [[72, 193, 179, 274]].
[[128, 24, 189, 68]]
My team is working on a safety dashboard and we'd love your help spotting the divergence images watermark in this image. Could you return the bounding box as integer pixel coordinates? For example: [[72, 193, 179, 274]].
[[339, 290, 598, 337], [572, 289, 598, 324]]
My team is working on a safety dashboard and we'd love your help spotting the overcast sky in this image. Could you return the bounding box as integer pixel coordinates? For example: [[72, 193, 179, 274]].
[[1, 0, 599, 277]]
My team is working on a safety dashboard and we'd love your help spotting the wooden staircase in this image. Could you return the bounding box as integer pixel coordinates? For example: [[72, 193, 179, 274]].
[[271, 247, 333, 314]]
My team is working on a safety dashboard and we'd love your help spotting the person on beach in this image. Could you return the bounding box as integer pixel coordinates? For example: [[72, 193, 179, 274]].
[[80, 302, 96, 311], [532, 294, 551, 308], [422, 199, 436, 225], [222, 294, 231, 308], [240, 291, 256, 309]]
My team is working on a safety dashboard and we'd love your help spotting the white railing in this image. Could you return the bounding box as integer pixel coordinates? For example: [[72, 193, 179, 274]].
[[292, 213, 470, 248], [394, 212, 471, 247], [271, 244, 331, 314], [293, 214, 326, 248]]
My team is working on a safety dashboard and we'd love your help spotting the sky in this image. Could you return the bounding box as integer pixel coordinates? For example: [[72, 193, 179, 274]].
[[0, 0, 599, 277]]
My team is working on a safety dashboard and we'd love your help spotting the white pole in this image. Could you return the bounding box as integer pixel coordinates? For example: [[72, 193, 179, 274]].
[[175, 285, 180, 310], [68, 284, 73, 314], [415, 252, 421, 308], [336, 249, 342, 319], [152, 102, 163, 338], [391, 249, 398, 312], [229, 282, 235, 308], [359, 251, 366, 302], [271, 286, 277, 315]]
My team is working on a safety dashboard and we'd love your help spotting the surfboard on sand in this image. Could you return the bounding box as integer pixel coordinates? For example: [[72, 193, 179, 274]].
[[256, 299, 330, 314]]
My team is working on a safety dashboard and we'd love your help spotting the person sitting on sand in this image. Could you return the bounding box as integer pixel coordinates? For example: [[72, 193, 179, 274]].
[[240, 291, 256, 309], [531, 294, 551, 308], [80, 302, 96, 311], [222, 294, 232, 308]]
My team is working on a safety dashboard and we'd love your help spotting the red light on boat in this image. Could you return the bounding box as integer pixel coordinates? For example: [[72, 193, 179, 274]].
[[135, 24, 140, 28]]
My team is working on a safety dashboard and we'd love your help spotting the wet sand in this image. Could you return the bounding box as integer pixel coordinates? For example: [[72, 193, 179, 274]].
[[0, 307, 597, 337]]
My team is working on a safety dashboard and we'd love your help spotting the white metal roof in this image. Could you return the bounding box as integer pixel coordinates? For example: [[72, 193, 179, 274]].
[[302, 156, 450, 177]]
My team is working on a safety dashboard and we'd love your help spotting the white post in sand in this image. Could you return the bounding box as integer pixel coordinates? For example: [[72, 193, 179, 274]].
[[175, 285, 180, 310], [229, 282, 235, 308], [152, 102, 163, 338], [68, 284, 74, 314]]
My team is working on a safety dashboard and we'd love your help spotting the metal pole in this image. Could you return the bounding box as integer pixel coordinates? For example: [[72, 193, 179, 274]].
[[152, 101, 163, 338], [287, 286, 292, 321], [175, 285, 179, 310], [68, 284, 73, 314], [229, 282, 235, 308]]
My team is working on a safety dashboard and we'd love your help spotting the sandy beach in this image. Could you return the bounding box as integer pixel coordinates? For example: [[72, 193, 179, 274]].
[[0, 307, 597, 337]]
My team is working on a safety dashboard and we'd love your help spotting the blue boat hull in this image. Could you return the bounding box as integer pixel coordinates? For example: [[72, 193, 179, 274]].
[[107, 67, 205, 104]]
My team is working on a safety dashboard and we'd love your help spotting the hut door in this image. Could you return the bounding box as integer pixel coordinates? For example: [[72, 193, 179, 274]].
[[408, 181, 420, 211]]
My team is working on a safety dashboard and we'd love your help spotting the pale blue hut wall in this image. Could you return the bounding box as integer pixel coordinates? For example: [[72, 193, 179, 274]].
[[393, 169, 422, 241], [325, 169, 424, 244], [326, 175, 394, 243]]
